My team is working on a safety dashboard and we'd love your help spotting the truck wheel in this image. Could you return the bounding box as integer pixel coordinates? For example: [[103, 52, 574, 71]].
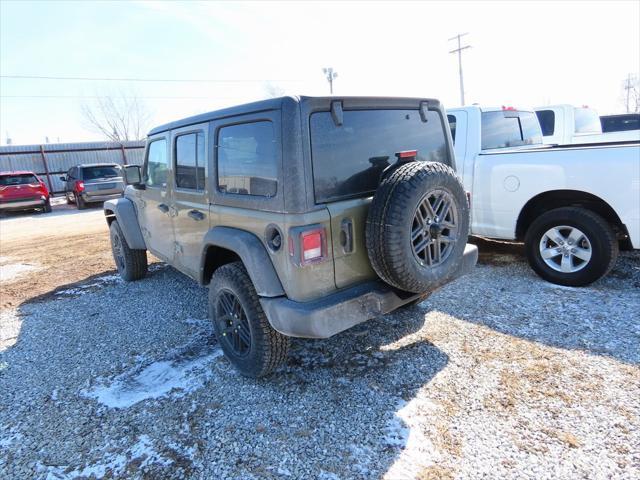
[[66, 193, 73, 205], [209, 262, 289, 378], [109, 220, 148, 281], [366, 162, 469, 293], [76, 194, 86, 210], [524, 207, 618, 286]]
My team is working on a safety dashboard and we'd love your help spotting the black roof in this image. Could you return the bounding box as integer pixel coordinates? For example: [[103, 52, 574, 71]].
[[147, 95, 442, 136], [148, 96, 298, 136]]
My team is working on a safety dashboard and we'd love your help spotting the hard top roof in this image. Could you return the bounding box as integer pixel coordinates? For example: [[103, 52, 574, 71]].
[[148, 95, 441, 136]]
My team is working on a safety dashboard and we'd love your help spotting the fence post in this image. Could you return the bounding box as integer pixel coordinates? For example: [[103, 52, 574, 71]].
[[39, 145, 54, 195], [120, 144, 128, 165]]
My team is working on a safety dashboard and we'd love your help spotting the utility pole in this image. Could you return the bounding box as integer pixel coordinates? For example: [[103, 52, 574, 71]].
[[323, 67, 338, 94], [449, 33, 471, 106], [624, 73, 632, 113]]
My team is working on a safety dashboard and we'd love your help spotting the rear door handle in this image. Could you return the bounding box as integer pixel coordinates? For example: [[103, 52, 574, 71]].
[[188, 209, 205, 221], [157, 203, 169, 213]]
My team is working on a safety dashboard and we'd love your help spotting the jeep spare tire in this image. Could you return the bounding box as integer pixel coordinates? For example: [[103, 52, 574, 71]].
[[366, 161, 469, 293]]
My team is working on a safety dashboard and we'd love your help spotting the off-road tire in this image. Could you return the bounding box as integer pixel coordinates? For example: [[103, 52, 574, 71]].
[[209, 262, 289, 378], [366, 161, 469, 293], [76, 193, 86, 210], [524, 207, 618, 286], [109, 220, 148, 281], [42, 198, 52, 213]]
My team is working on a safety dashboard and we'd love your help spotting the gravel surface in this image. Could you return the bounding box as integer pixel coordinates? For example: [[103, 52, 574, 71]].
[[0, 244, 638, 479]]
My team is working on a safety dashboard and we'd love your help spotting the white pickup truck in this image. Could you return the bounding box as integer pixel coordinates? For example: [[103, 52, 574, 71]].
[[447, 105, 640, 286], [534, 104, 640, 144]]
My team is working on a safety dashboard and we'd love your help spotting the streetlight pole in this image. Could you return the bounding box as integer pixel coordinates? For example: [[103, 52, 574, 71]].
[[323, 67, 338, 94]]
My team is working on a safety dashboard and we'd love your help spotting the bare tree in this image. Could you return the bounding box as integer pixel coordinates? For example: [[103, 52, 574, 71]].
[[263, 82, 285, 99], [81, 91, 152, 141]]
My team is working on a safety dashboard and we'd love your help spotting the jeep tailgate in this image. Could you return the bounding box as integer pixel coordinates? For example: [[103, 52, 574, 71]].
[[327, 198, 377, 289]]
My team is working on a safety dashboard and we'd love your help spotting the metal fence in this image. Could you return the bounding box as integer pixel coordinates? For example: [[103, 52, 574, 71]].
[[0, 140, 146, 194]]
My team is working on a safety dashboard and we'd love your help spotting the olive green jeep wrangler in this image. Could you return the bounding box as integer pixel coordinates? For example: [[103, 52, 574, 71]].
[[105, 96, 477, 377]]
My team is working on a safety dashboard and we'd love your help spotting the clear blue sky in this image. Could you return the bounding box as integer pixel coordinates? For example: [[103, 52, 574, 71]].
[[1, 0, 639, 145]]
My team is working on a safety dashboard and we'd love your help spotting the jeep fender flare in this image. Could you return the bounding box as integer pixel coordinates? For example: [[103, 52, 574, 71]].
[[200, 227, 285, 298], [103, 198, 147, 250]]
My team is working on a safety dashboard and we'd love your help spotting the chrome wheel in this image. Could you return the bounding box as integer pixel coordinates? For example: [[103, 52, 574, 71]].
[[215, 290, 251, 357], [411, 189, 458, 267], [539, 225, 592, 273]]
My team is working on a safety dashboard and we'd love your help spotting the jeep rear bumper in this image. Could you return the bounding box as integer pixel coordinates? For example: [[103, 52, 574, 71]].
[[260, 243, 478, 339]]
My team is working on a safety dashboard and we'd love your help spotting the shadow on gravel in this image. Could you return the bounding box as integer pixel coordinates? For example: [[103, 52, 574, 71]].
[[450, 239, 640, 366], [1, 264, 448, 479]]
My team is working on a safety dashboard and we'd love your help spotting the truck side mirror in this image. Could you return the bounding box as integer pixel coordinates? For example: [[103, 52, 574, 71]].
[[123, 165, 144, 189]]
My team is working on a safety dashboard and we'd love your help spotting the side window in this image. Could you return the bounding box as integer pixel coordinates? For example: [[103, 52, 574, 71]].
[[217, 121, 277, 197], [175, 132, 206, 190], [447, 114, 457, 142], [536, 110, 555, 136], [145, 139, 168, 187]]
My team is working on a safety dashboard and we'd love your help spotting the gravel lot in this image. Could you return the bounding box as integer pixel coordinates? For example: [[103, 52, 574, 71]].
[[0, 208, 639, 479]]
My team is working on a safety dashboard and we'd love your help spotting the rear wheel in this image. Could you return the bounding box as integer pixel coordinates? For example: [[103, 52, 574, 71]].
[[109, 220, 148, 281], [42, 198, 52, 213], [75, 193, 86, 210], [66, 192, 73, 205], [209, 262, 289, 378], [524, 207, 618, 286]]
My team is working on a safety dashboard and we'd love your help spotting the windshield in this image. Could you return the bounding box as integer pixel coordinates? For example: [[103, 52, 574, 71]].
[[83, 165, 121, 181], [0, 174, 39, 186], [310, 109, 448, 203], [481, 111, 543, 150], [574, 108, 602, 134]]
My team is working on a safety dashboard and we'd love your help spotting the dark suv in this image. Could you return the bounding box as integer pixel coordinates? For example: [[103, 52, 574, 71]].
[[105, 96, 478, 377], [61, 163, 124, 209]]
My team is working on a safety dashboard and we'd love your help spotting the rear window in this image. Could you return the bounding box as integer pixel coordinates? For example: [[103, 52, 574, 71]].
[[310, 109, 448, 203], [536, 110, 555, 136], [0, 174, 39, 186], [481, 111, 543, 150], [601, 114, 640, 132], [574, 108, 602, 134], [83, 165, 121, 181]]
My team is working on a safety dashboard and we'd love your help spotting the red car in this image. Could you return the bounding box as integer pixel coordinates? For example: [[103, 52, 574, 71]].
[[0, 171, 52, 214]]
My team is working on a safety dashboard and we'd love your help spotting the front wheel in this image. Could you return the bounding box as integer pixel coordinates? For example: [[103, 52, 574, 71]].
[[209, 262, 289, 378], [109, 220, 148, 281], [524, 207, 618, 286]]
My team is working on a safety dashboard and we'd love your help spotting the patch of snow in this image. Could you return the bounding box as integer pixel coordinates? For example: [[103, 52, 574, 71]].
[[82, 343, 223, 409], [37, 435, 171, 479], [0, 263, 39, 283], [55, 273, 123, 297], [383, 398, 439, 480], [0, 309, 23, 352]]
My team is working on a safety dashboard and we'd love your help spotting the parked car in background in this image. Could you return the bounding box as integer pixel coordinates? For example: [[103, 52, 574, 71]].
[[60, 163, 124, 209], [601, 113, 640, 133], [0, 171, 51, 214], [534, 104, 640, 144], [447, 105, 639, 286]]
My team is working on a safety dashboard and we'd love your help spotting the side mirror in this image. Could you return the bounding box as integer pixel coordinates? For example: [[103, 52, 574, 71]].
[[59, 176, 67, 182], [123, 165, 144, 188]]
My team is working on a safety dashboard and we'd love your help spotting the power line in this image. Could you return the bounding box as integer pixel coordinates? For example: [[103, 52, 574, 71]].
[[0, 74, 302, 83], [448, 33, 471, 106], [0, 95, 245, 99]]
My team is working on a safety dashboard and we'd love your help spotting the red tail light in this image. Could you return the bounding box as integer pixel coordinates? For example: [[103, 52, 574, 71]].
[[75, 180, 85, 192], [289, 226, 327, 266]]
